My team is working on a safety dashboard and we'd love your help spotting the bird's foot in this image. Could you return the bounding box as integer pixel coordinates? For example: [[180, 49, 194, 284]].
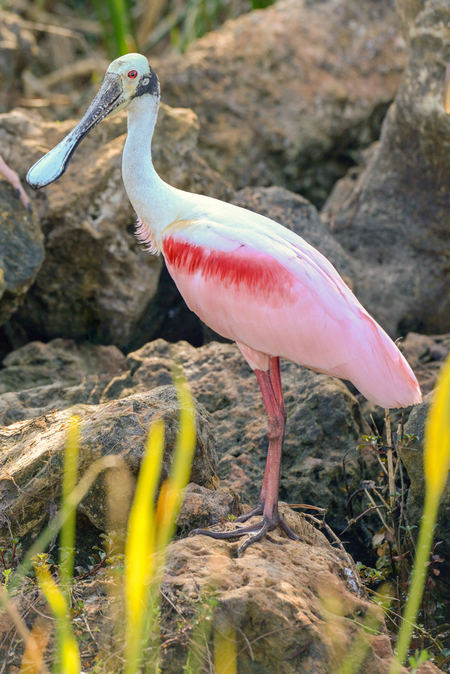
[[233, 502, 264, 523], [191, 512, 302, 555]]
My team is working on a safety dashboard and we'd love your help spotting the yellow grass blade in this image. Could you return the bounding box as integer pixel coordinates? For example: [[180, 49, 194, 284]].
[[391, 353, 450, 671], [155, 373, 196, 552], [60, 416, 80, 589], [444, 62, 450, 114], [214, 620, 237, 674], [34, 565, 81, 674], [19, 618, 51, 674], [124, 418, 165, 672], [424, 353, 450, 495]]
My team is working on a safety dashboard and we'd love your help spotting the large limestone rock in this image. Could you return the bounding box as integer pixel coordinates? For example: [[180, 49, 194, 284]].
[[156, 0, 406, 205], [321, 0, 450, 338], [0, 386, 217, 547], [0, 338, 126, 426], [100, 339, 370, 536], [0, 103, 232, 349], [1, 503, 438, 673], [0, 178, 44, 326]]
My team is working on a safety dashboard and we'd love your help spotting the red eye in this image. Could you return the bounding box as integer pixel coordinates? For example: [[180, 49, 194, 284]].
[[128, 70, 138, 79]]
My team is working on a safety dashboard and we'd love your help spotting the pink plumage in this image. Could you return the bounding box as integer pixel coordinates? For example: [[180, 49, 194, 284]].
[[162, 226, 421, 410]]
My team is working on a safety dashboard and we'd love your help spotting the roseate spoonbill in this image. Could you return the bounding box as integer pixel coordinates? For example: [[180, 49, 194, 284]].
[[27, 54, 422, 554]]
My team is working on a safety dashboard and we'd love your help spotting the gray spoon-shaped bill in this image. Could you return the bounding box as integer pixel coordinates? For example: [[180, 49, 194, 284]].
[[27, 73, 123, 189]]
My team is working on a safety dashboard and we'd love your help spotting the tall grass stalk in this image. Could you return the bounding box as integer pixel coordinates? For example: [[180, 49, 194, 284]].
[[34, 564, 81, 674], [124, 370, 197, 673], [59, 416, 79, 593], [390, 353, 450, 672]]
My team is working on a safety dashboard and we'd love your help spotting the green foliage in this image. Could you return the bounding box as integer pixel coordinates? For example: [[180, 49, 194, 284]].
[[92, 0, 137, 58]]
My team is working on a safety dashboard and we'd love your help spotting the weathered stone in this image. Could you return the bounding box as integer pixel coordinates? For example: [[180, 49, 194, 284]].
[[0, 386, 217, 546], [0, 102, 232, 350], [159, 512, 403, 674], [0, 178, 44, 326], [321, 0, 450, 338], [156, 0, 406, 206], [101, 339, 368, 535], [176, 483, 241, 535], [2, 501, 438, 674], [0, 338, 126, 426]]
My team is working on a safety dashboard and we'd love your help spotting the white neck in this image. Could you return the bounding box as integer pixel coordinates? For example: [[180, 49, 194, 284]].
[[122, 94, 180, 250]]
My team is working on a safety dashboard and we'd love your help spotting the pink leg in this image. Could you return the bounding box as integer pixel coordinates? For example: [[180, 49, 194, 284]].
[[191, 359, 301, 554], [235, 357, 285, 518]]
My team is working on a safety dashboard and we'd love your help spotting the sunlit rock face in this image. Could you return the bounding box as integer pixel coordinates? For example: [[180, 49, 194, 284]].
[[156, 0, 407, 207], [322, 0, 450, 338]]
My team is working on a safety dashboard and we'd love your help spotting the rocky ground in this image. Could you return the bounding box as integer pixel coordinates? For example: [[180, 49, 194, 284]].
[[1, 0, 450, 671]]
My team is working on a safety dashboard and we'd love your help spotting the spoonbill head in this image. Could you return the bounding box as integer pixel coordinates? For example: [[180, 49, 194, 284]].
[[27, 54, 422, 554], [27, 54, 158, 189]]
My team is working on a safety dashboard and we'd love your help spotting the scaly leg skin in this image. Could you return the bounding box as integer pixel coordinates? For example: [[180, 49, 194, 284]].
[[0, 156, 31, 211], [191, 358, 302, 554], [232, 357, 286, 525]]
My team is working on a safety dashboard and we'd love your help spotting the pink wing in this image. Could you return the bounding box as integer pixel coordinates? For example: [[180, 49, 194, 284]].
[[162, 222, 421, 409]]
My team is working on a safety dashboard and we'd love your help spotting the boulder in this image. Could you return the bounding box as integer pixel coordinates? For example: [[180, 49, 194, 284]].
[[0, 338, 126, 426], [0, 386, 217, 548], [321, 0, 450, 338], [0, 103, 233, 350], [155, 0, 406, 206], [1, 504, 433, 674], [101, 339, 370, 536], [0, 177, 44, 328]]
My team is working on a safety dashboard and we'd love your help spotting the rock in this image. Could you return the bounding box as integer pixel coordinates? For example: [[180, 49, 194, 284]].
[[0, 386, 217, 548], [156, 0, 406, 206], [0, 103, 233, 350], [0, 178, 44, 326], [401, 392, 450, 586], [176, 483, 241, 535], [101, 339, 369, 536], [1, 501, 429, 674], [0, 338, 126, 426], [321, 0, 450, 338], [0, 10, 38, 112]]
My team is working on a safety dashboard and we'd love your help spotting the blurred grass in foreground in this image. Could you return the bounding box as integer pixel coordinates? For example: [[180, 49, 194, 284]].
[[8, 366, 201, 673]]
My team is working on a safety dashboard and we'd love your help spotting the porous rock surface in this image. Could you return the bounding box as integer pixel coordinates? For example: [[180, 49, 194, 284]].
[[156, 0, 406, 205], [0, 338, 126, 426], [1, 506, 434, 673], [0, 178, 44, 326], [321, 0, 450, 337], [0, 103, 232, 349], [0, 386, 217, 547], [100, 339, 368, 535]]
